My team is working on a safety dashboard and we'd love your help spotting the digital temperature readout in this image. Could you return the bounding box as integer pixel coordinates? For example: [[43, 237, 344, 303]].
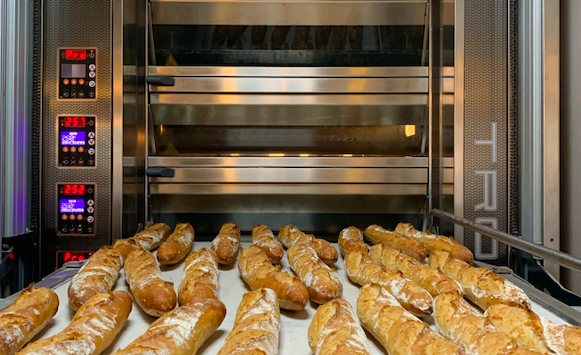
[[62, 184, 86, 195], [57, 251, 94, 267], [62, 116, 86, 127]]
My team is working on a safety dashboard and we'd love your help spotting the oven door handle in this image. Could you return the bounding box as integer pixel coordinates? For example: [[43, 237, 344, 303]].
[[146, 167, 175, 178], [146, 76, 175, 86]]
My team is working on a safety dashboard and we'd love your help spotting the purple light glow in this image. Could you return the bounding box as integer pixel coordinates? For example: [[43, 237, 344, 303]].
[[60, 199, 85, 213]]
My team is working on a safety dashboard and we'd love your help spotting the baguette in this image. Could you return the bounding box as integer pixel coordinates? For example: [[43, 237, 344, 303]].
[[0, 286, 59, 355], [429, 251, 531, 311], [238, 246, 309, 311], [434, 291, 543, 355], [308, 299, 371, 355], [124, 249, 176, 317], [157, 223, 195, 265], [287, 243, 343, 304], [540, 318, 581, 355], [113, 298, 226, 355], [344, 250, 433, 317], [217, 288, 280, 355], [369, 243, 461, 297], [211, 222, 241, 265], [18, 291, 132, 355], [279, 225, 338, 265], [364, 224, 427, 262], [112, 222, 171, 259], [395, 222, 474, 264], [357, 284, 467, 355], [338, 226, 368, 256], [252, 225, 284, 264], [178, 248, 219, 306], [68, 246, 123, 311]]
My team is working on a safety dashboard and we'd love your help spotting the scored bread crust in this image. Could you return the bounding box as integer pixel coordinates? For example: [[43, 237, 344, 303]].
[[157, 223, 195, 265], [287, 243, 343, 304], [178, 248, 219, 306], [68, 246, 123, 311], [124, 249, 177, 317], [217, 288, 280, 355], [252, 225, 284, 264], [238, 246, 309, 311], [395, 222, 474, 264], [17, 291, 132, 355], [112, 223, 171, 260], [363, 224, 427, 262], [540, 317, 581, 355], [0, 286, 59, 355], [308, 298, 371, 355], [279, 225, 338, 265], [369, 243, 461, 297], [211, 222, 241, 265], [344, 250, 433, 317], [357, 284, 467, 355], [338, 226, 368, 257]]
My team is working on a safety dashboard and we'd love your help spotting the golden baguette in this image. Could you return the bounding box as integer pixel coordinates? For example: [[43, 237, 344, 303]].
[[217, 288, 280, 355], [434, 292, 543, 355], [157, 223, 195, 265], [395, 222, 474, 264], [540, 317, 581, 355], [238, 246, 309, 311], [124, 249, 176, 317], [363, 224, 427, 262], [338, 226, 368, 256], [252, 225, 284, 264], [178, 248, 219, 306], [68, 246, 123, 311], [429, 251, 531, 311], [211, 222, 241, 265], [112, 223, 171, 259], [344, 250, 433, 317], [279, 225, 338, 265], [113, 298, 226, 355], [369, 243, 461, 297], [308, 299, 371, 355], [18, 291, 132, 355], [357, 284, 467, 355], [0, 286, 59, 355], [287, 243, 343, 304]]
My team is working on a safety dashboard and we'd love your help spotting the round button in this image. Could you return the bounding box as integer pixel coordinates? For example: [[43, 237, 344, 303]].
[[63, 92, 70, 98], [88, 139, 95, 146], [89, 72, 95, 78], [88, 119, 95, 126], [88, 148, 95, 155], [88, 132, 95, 139], [62, 160, 69, 165], [77, 227, 83, 233], [89, 52, 95, 58], [78, 159, 84, 165], [89, 81, 95, 88], [79, 79, 85, 85], [87, 187, 94, 194], [62, 227, 68, 233], [88, 159, 94, 165], [69, 214, 76, 221], [78, 147, 84, 153], [88, 199, 94, 206], [63, 79, 69, 85], [87, 227, 93, 233], [70, 147, 77, 153], [77, 215, 83, 221], [71, 79, 77, 85], [89, 64, 95, 70], [62, 146, 69, 153], [62, 214, 68, 220], [87, 207, 94, 213], [87, 216, 94, 223], [78, 91, 85, 98]]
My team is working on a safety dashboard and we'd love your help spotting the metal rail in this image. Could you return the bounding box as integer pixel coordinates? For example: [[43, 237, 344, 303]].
[[431, 209, 581, 274]]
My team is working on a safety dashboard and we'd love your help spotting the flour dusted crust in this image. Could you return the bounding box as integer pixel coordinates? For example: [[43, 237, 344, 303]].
[[178, 248, 219, 306], [279, 225, 338, 265], [363, 224, 427, 262], [68, 247, 123, 311], [308, 299, 371, 355], [540, 317, 581, 355], [217, 288, 280, 355], [287, 243, 343, 304], [113, 298, 226, 355], [0, 286, 59, 355], [211, 222, 241, 265], [17, 291, 132, 355], [357, 284, 467, 355], [252, 225, 284, 264], [112, 223, 171, 260], [344, 251, 433, 317], [157, 223, 195, 265], [338, 226, 368, 257]]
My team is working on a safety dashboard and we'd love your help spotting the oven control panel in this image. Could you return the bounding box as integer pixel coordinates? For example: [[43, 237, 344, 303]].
[[58, 116, 96, 167], [57, 184, 95, 236], [58, 48, 96, 99]]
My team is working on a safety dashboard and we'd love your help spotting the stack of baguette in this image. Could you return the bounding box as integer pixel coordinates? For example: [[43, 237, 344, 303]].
[[279, 225, 338, 264], [112, 223, 171, 259], [364, 224, 427, 262], [252, 225, 284, 264]]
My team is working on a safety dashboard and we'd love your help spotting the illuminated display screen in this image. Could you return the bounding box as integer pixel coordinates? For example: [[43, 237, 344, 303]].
[[63, 116, 86, 127], [62, 184, 86, 195], [60, 199, 85, 213], [64, 49, 87, 60], [60, 131, 86, 145], [61, 64, 86, 78]]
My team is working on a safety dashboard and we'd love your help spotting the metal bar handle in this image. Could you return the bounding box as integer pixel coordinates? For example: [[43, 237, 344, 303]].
[[431, 209, 581, 274]]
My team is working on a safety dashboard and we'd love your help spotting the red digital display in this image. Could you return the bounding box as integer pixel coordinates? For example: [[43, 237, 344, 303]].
[[63, 116, 86, 127], [63, 252, 92, 262], [65, 49, 87, 60], [62, 184, 86, 195]]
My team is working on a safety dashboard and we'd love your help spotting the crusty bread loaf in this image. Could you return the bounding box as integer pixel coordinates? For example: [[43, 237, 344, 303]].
[[178, 248, 219, 306], [344, 250, 433, 317], [68, 246, 123, 311], [363, 224, 427, 262], [217, 288, 280, 355], [124, 249, 176, 317], [338, 226, 368, 257], [238, 246, 309, 311], [111, 238, 140, 261], [369, 243, 461, 297], [18, 291, 132, 355], [252, 225, 284, 264], [0, 286, 59, 355], [279, 225, 338, 265], [157, 223, 195, 265], [395, 222, 474, 264], [287, 243, 343, 304], [112, 223, 171, 259], [113, 298, 226, 355], [308, 299, 371, 355], [429, 251, 531, 311], [357, 284, 467, 355], [211, 222, 241, 265], [434, 292, 543, 355], [540, 317, 581, 355]]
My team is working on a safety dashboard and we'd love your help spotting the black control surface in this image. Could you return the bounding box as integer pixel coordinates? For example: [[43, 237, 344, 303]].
[[57, 184, 95, 236], [58, 48, 96, 99]]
